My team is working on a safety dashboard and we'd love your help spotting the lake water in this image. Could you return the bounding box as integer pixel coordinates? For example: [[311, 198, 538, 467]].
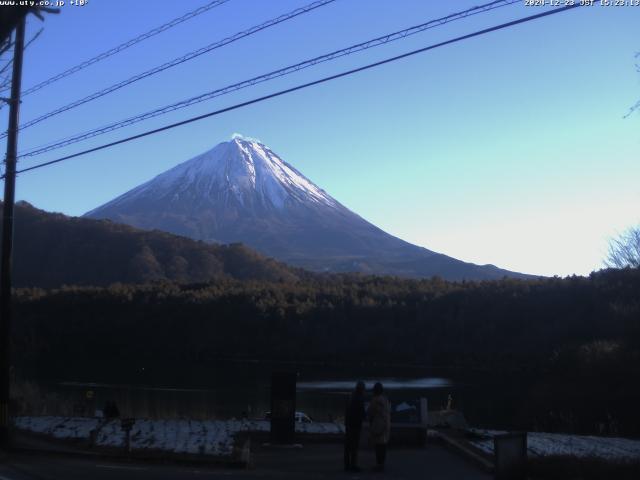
[[26, 363, 528, 429]]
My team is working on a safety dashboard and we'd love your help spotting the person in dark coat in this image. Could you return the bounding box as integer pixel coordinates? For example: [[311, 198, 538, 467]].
[[344, 381, 366, 472], [367, 382, 391, 472]]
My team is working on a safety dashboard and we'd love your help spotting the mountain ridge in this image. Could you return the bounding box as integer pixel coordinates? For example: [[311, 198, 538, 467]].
[[6, 201, 303, 288]]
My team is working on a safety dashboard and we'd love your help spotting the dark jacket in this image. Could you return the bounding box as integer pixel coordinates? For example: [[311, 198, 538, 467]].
[[345, 391, 366, 430]]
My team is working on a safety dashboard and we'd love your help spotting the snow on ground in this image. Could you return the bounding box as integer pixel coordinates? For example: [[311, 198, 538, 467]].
[[14, 416, 345, 457], [95, 419, 127, 447], [14, 416, 99, 439], [125, 419, 227, 456], [468, 429, 640, 461], [297, 421, 345, 434]]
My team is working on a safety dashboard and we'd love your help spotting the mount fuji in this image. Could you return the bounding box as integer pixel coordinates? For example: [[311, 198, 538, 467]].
[[85, 137, 529, 280]]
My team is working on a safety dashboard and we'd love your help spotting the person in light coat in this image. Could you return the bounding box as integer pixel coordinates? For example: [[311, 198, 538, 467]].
[[367, 382, 390, 471]]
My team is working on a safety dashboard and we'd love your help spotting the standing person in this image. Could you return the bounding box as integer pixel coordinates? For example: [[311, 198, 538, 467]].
[[344, 381, 366, 472], [367, 382, 390, 472]]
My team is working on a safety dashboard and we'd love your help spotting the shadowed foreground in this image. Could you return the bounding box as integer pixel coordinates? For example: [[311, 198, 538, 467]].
[[0, 443, 490, 480]]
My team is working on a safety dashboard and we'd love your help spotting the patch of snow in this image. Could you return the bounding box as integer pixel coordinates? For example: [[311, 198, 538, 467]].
[[15, 416, 345, 457], [95, 419, 126, 447], [296, 421, 345, 434], [14, 416, 99, 439], [395, 402, 417, 412], [467, 429, 640, 461]]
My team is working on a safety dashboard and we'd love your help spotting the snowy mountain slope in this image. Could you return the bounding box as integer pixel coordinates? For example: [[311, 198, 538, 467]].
[[90, 138, 338, 213], [85, 137, 530, 280]]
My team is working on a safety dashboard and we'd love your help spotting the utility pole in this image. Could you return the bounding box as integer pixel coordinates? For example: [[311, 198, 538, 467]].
[[0, 16, 26, 449]]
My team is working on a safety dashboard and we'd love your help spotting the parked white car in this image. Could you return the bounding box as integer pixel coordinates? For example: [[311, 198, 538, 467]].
[[295, 411, 313, 423]]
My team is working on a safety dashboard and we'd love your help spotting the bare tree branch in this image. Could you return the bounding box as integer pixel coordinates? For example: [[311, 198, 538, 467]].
[[625, 51, 640, 118], [605, 225, 640, 269]]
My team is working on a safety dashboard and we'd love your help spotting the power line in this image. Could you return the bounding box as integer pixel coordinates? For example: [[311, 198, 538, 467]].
[[0, 29, 43, 98], [0, 37, 16, 91], [0, 28, 43, 83], [18, 0, 520, 159], [0, 0, 231, 97], [0, 38, 12, 58], [0, 62, 12, 85], [4, 0, 336, 138], [23, 27, 44, 52], [9, 4, 581, 178]]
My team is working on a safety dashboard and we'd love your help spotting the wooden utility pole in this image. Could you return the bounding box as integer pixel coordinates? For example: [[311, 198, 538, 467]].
[[0, 16, 25, 449]]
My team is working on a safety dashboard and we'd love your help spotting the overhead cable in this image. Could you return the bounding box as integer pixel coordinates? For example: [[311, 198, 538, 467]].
[[10, 4, 581, 177], [0, 0, 232, 97], [5, 0, 336, 137], [18, 0, 519, 158]]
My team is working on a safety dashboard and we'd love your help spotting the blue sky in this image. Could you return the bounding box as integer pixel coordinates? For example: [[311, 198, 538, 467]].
[[2, 0, 639, 277]]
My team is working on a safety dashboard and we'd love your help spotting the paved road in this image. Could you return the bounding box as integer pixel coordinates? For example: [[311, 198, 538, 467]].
[[0, 443, 491, 480]]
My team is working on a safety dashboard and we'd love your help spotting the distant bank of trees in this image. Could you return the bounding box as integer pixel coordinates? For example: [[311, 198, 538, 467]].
[[11, 267, 640, 435]]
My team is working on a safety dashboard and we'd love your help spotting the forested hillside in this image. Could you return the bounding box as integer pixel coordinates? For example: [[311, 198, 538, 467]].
[[6, 201, 302, 287]]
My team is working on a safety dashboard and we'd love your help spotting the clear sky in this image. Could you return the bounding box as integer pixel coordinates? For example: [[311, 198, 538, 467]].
[[2, 0, 639, 277]]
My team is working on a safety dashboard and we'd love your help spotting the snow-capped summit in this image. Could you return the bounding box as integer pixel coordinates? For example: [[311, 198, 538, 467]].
[[85, 137, 530, 280], [87, 137, 337, 214]]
